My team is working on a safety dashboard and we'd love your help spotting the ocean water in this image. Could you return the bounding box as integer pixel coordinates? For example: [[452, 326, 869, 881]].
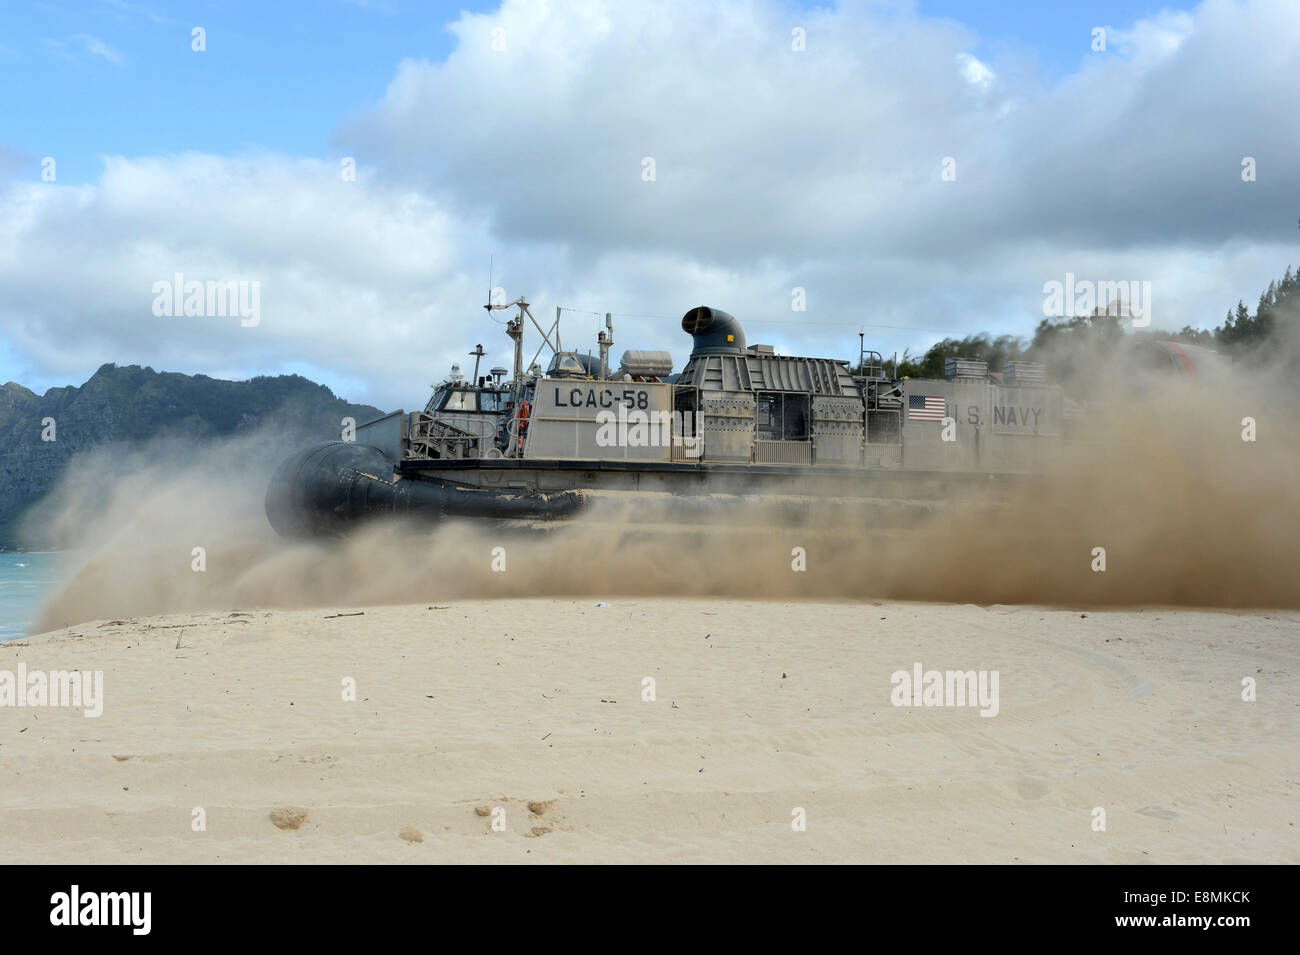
[[0, 552, 62, 641]]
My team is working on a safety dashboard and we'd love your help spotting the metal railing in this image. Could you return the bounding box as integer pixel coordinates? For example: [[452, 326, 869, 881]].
[[407, 413, 481, 460]]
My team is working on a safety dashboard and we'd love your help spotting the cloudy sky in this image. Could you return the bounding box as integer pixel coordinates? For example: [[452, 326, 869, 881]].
[[2, 0, 1297, 410]]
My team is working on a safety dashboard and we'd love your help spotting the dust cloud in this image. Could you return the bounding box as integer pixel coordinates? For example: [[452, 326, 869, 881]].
[[24, 344, 1300, 633]]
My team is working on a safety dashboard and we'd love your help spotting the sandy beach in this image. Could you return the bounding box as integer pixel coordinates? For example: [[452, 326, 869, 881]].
[[2, 598, 1295, 864]]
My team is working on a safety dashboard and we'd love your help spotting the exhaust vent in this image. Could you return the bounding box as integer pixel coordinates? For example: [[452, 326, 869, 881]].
[[681, 306, 746, 357]]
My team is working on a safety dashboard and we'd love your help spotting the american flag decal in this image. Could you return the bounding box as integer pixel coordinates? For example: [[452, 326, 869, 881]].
[[908, 394, 946, 421]]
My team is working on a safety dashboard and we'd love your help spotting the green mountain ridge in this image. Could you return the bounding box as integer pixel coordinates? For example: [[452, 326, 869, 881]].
[[0, 363, 383, 549]]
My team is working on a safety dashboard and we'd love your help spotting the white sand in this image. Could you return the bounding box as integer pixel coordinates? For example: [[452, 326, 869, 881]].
[[2, 598, 1295, 863]]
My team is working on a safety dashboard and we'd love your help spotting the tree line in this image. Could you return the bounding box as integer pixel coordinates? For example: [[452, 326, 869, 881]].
[[876, 265, 1298, 379]]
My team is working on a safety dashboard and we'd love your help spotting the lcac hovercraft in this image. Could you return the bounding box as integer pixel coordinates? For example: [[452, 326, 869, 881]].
[[266, 297, 1069, 536]]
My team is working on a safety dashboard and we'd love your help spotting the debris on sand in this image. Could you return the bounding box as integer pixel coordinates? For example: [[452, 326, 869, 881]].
[[270, 806, 309, 830]]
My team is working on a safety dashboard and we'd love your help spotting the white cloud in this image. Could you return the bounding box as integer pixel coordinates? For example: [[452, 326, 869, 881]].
[[1105, 10, 1197, 66], [0, 154, 498, 406], [3, 0, 1299, 409], [957, 53, 995, 90]]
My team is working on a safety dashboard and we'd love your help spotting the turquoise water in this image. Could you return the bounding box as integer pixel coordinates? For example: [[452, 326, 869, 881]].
[[0, 553, 62, 641]]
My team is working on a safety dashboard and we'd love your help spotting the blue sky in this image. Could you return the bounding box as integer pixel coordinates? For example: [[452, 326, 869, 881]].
[[1, 0, 491, 183], [918, 0, 1197, 63]]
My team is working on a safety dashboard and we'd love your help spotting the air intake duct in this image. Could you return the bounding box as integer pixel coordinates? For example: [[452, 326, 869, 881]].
[[681, 306, 746, 357]]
